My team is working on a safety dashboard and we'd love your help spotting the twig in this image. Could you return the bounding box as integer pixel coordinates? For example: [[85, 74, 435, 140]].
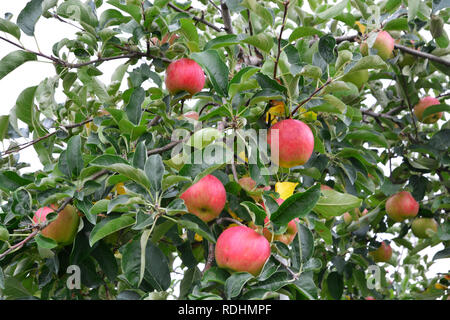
[[202, 242, 215, 274], [273, 1, 290, 79], [291, 78, 333, 116], [168, 2, 222, 32], [216, 217, 245, 227], [147, 140, 183, 156], [1, 118, 93, 157], [220, 1, 234, 34], [51, 13, 84, 31]]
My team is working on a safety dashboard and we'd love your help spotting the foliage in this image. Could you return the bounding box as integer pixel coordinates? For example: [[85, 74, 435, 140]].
[[0, 0, 449, 300]]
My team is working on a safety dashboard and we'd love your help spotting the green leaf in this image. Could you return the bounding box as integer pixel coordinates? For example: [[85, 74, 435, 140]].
[[289, 27, 324, 42], [408, 0, 420, 21], [422, 104, 449, 120], [313, 220, 332, 245], [90, 156, 152, 193], [67, 135, 84, 178], [224, 272, 254, 299], [17, 0, 43, 36], [0, 116, 10, 141], [327, 272, 344, 299], [13, 86, 37, 127], [0, 50, 37, 80], [318, 35, 336, 63], [179, 18, 199, 43], [0, 171, 32, 192], [132, 141, 147, 170], [177, 214, 216, 243], [241, 0, 273, 26], [191, 50, 229, 97], [291, 222, 314, 266], [346, 55, 388, 73], [346, 129, 389, 148], [241, 201, 267, 226], [57, 0, 98, 27], [205, 34, 239, 50], [384, 18, 409, 31], [313, 189, 362, 218], [89, 214, 135, 246], [317, 0, 349, 20], [125, 87, 145, 125], [35, 234, 58, 249], [242, 33, 274, 53], [0, 18, 21, 39], [270, 184, 321, 226], [107, 0, 141, 22], [145, 154, 164, 193]]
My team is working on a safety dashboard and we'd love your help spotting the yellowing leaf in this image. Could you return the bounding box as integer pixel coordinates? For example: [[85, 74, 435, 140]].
[[355, 21, 366, 34], [275, 182, 299, 200], [265, 100, 285, 124]]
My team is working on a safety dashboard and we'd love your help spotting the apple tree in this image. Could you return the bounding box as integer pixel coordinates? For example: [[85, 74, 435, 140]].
[[0, 0, 449, 300]]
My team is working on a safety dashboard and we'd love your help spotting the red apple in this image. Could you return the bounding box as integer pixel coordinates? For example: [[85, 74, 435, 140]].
[[321, 185, 333, 191], [413, 96, 442, 124], [183, 111, 200, 120], [165, 58, 205, 96], [369, 241, 392, 263], [180, 174, 226, 222], [360, 31, 395, 61], [411, 218, 438, 238], [33, 204, 80, 246], [385, 191, 419, 222], [215, 225, 271, 276], [267, 119, 314, 168]]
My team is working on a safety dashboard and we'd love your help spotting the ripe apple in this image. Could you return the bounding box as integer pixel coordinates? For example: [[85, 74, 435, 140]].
[[215, 225, 271, 276], [341, 69, 369, 90], [321, 185, 333, 191], [385, 191, 419, 222], [165, 58, 205, 96], [411, 218, 438, 238], [369, 241, 392, 263], [413, 96, 442, 124], [267, 119, 314, 168], [360, 31, 395, 61], [33, 204, 80, 246], [180, 174, 226, 222], [183, 111, 200, 120]]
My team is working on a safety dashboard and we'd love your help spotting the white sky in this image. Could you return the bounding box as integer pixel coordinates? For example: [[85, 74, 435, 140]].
[[0, 1, 448, 296]]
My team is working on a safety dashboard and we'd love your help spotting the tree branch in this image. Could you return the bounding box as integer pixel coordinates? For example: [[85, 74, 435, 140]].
[[273, 1, 290, 79], [167, 2, 222, 32], [291, 78, 333, 116]]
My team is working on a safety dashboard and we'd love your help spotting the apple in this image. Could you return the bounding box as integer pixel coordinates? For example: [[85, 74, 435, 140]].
[[215, 225, 271, 276], [321, 185, 333, 191], [33, 204, 80, 246], [343, 208, 368, 225], [341, 69, 369, 90], [165, 58, 205, 96], [413, 96, 442, 124], [411, 218, 438, 238], [369, 241, 392, 263], [267, 119, 314, 168], [360, 31, 395, 61], [180, 174, 226, 222], [183, 111, 200, 120], [365, 296, 376, 300], [385, 191, 419, 222]]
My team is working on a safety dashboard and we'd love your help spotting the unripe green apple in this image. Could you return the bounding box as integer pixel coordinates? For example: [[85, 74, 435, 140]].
[[411, 218, 438, 238], [385, 191, 419, 222], [267, 119, 314, 168], [360, 31, 395, 61], [180, 174, 226, 222], [369, 241, 392, 263], [33, 204, 80, 246], [413, 96, 442, 124], [215, 225, 271, 276], [165, 58, 205, 96], [341, 69, 369, 90]]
